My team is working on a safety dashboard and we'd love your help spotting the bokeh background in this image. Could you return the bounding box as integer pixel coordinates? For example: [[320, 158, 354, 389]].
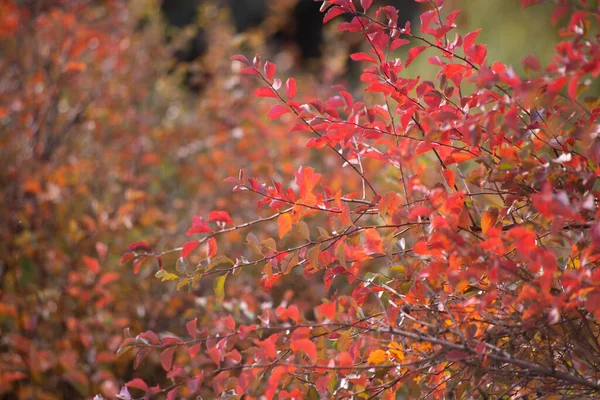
[[0, 0, 560, 398]]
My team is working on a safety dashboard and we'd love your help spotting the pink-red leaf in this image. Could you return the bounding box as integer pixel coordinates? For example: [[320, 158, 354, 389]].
[[286, 78, 297, 99], [254, 87, 278, 98], [186, 318, 197, 339], [264, 61, 276, 81], [126, 378, 148, 392], [323, 6, 347, 24], [160, 347, 176, 371], [360, 0, 373, 11], [268, 104, 291, 119], [350, 52, 378, 64], [230, 54, 250, 65]]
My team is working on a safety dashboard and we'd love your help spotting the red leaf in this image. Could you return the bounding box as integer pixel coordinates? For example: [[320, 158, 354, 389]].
[[323, 6, 347, 24], [160, 347, 176, 371], [337, 351, 354, 374], [291, 338, 317, 362], [207, 346, 222, 368], [186, 318, 197, 339], [547, 76, 568, 93], [240, 67, 260, 77], [463, 28, 481, 50], [391, 38, 410, 51], [442, 169, 455, 188], [128, 241, 152, 252], [468, 44, 487, 66], [208, 237, 218, 257], [522, 55, 540, 71], [286, 78, 297, 99], [261, 273, 282, 291], [189, 344, 202, 359], [268, 104, 290, 119], [264, 61, 276, 81], [126, 378, 148, 392], [287, 305, 300, 323], [408, 205, 431, 219], [506, 226, 536, 256], [254, 334, 278, 359], [406, 46, 428, 67], [208, 210, 233, 225], [350, 52, 378, 64], [83, 256, 100, 274], [446, 350, 467, 361], [446, 9, 461, 25], [222, 315, 236, 331], [181, 241, 200, 258], [315, 302, 336, 319], [186, 216, 214, 235], [99, 272, 120, 286], [120, 252, 135, 265], [230, 54, 250, 65], [254, 87, 278, 98], [360, 0, 373, 11], [568, 74, 579, 99], [239, 324, 257, 340]]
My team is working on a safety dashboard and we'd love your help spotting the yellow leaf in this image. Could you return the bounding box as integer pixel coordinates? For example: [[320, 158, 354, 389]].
[[367, 349, 389, 365], [155, 270, 178, 282], [214, 273, 228, 302], [387, 341, 404, 363], [481, 208, 499, 235]]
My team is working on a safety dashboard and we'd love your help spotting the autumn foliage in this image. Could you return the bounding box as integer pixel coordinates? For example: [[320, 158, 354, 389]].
[[3, 0, 600, 399]]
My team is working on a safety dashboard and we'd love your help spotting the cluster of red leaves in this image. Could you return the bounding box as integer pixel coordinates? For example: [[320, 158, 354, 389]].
[[122, 0, 600, 398], [0, 0, 316, 398]]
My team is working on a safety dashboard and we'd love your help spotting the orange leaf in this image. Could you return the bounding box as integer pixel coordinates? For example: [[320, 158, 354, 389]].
[[278, 213, 293, 239], [481, 209, 499, 235], [367, 349, 388, 365], [442, 169, 455, 188], [290, 338, 317, 362], [444, 151, 476, 164], [64, 61, 86, 72]]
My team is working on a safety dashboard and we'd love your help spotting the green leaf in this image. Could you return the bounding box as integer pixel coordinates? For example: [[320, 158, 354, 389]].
[[176, 257, 190, 274], [155, 270, 179, 282], [176, 278, 191, 291], [295, 220, 310, 240], [280, 251, 299, 275], [246, 233, 263, 256], [205, 255, 234, 273], [214, 273, 228, 302], [335, 240, 346, 268]]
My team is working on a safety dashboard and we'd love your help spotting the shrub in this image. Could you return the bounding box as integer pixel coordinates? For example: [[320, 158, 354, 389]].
[[119, 0, 600, 398]]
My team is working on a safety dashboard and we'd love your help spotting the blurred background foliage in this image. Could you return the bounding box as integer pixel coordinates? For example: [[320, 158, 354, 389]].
[[0, 0, 562, 398]]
